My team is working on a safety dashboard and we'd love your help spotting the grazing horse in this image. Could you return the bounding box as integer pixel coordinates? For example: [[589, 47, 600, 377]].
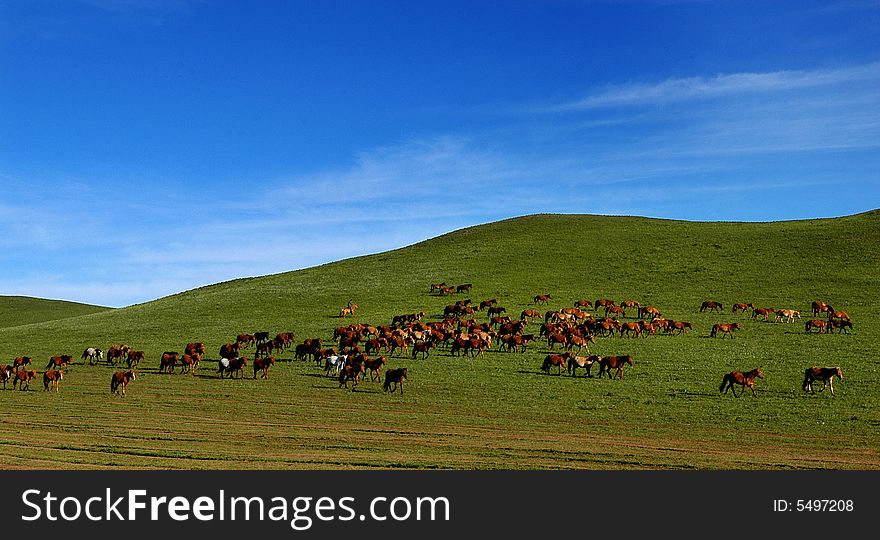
[[253, 356, 275, 379], [541, 353, 570, 375], [811, 301, 833, 318], [456, 283, 472, 293], [575, 299, 593, 309], [732, 303, 754, 316], [700, 301, 723, 313], [13, 369, 38, 390], [110, 371, 136, 396], [569, 355, 599, 377], [720, 368, 764, 397], [831, 319, 853, 334], [43, 369, 64, 392], [81, 347, 103, 365], [12, 356, 32, 371], [254, 332, 271, 344], [805, 319, 829, 334], [365, 356, 387, 381], [383, 368, 408, 394], [159, 352, 179, 373], [711, 323, 741, 338], [829, 310, 851, 322], [803, 367, 843, 395], [598, 355, 633, 380], [46, 355, 73, 370], [534, 294, 552, 305]]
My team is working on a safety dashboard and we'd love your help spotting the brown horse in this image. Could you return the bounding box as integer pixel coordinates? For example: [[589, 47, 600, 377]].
[[534, 294, 552, 305], [159, 352, 179, 373], [541, 353, 571, 375], [598, 355, 633, 380], [751, 307, 776, 321], [365, 356, 387, 381], [0, 364, 13, 389], [219, 356, 248, 379], [605, 305, 626, 318], [700, 301, 723, 313], [12, 356, 32, 371], [127, 350, 145, 369], [732, 303, 754, 316], [338, 362, 365, 391], [711, 323, 741, 338], [802, 367, 843, 395], [13, 369, 38, 391], [811, 301, 833, 317], [831, 319, 853, 334], [180, 353, 200, 374], [383, 367, 408, 394], [46, 355, 73, 370], [805, 319, 829, 334], [638, 305, 661, 319], [110, 371, 136, 396], [43, 369, 64, 392], [185, 342, 206, 357], [253, 356, 275, 379], [720, 367, 764, 397], [575, 299, 593, 309]]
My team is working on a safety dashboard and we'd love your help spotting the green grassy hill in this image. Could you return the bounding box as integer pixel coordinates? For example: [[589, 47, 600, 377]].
[[0, 296, 110, 329], [0, 211, 878, 469]]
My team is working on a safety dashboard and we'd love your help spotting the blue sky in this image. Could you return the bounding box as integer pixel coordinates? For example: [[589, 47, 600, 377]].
[[1, 0, 878, 307]]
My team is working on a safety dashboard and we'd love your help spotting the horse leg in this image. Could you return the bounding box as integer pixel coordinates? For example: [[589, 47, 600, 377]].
[[829, 378, 834, 395]]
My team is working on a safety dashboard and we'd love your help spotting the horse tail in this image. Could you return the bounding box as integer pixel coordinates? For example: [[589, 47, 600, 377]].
[[719, 374, 730, 393]]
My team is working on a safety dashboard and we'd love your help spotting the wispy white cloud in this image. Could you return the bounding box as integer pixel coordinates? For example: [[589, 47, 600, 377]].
[[548, 62, 880, 111]]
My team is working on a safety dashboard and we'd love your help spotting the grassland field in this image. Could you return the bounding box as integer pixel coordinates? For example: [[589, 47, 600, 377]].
[[0, 212, 878, 469]]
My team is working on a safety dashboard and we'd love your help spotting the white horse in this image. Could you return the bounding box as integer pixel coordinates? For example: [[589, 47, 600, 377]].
[[81, 347, 103, 365], [324, 355, 347, 376]]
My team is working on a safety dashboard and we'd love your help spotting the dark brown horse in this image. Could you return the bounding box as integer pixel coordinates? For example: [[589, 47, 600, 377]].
[[700, 300, 723, 313], [383, 367, 408, 394], [219, 357, 248, 379], [802, 367, 843, 395], [720, 367, 764, 397], [127, 350, 145, 369], [0, 364, 13, 389], [598, 355, 633, 379], [338, 362, 365, 391], [110, 371, 136, 396]]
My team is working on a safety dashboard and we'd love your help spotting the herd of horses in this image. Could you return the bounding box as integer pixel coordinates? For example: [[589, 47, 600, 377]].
[[0, 283, 851, 401]]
